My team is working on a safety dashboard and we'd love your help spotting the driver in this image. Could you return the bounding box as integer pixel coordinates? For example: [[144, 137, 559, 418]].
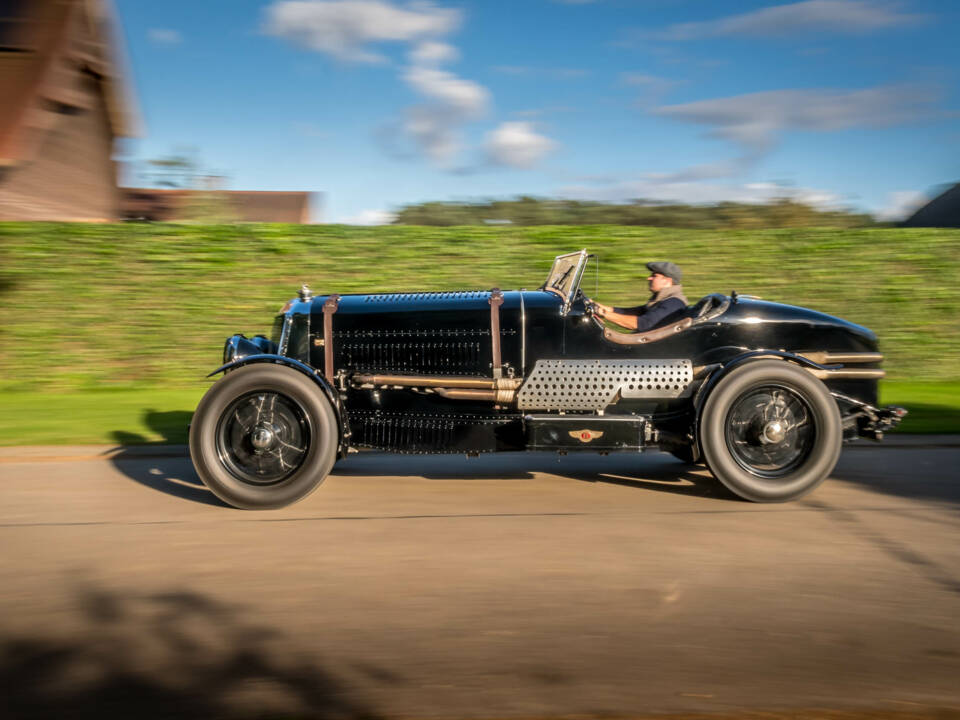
[[592, 261, 688, 333]]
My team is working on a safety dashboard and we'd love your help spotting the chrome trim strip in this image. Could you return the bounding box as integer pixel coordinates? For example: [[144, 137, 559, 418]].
[[799, 352, 884, 364], [519, 291, 526, 377], [277, 314, 293, 357], [806, 368, 886, 380], [352, 374, 523, 390]]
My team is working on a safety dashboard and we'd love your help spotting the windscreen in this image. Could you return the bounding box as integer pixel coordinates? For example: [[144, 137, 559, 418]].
[[543, 250, 588, 307]]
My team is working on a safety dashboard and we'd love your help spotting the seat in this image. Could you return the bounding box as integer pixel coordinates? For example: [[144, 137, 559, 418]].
[[601, 294, 728, 346], [602, 316, 693, 345]]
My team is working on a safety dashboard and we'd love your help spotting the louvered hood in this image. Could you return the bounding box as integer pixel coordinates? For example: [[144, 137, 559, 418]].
[[308, 290, 539, 377]]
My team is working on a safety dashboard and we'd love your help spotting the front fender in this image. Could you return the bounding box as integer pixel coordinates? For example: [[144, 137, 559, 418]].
[[207, 354, 349, 455]]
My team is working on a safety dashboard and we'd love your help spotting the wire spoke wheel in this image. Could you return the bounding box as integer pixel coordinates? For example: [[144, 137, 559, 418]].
[[700, 361, 841, 503], [724, 385, 815, 478], [190, 365, 338, 509], [216, 391, 311, 485]]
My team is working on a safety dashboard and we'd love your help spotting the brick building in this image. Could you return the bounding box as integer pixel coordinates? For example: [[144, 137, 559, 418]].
[[0, 0, 136, 221], [1, 0, 317, 223]]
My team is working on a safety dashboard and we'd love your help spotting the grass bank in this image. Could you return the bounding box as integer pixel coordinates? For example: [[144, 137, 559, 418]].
[[0, 223, 957, 442], [2, 223, 958, 391]]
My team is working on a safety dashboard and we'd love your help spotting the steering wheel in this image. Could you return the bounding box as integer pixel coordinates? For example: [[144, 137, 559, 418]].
[[582, 296, 606, 329]]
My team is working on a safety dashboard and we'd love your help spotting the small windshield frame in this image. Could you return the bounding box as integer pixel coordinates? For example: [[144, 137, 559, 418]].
[[542, 249, 589, 314]]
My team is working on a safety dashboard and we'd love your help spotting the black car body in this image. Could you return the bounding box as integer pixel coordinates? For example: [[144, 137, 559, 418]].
[[190, 250, 904, 509]]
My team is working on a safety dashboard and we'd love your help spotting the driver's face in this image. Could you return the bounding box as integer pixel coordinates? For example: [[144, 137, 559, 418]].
[[648, 272, 671, 293]]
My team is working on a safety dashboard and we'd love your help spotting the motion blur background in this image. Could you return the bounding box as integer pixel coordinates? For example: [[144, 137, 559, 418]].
[[2, 6, 960, 720], [0, 0, 958, 443]]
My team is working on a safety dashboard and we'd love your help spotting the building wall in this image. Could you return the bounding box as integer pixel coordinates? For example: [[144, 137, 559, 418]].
[[0, 71, 118, 221]]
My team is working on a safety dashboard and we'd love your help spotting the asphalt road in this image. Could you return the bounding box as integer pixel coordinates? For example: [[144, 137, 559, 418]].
[[1, 442, 959, 719]]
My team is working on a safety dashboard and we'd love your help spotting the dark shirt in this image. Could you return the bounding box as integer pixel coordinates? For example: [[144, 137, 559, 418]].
[[613, 297, 688, 332]]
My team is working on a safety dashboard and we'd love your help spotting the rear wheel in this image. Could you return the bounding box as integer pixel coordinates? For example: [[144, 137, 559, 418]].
[[700, 360, 841, 502], [190, 364, 338, 509]]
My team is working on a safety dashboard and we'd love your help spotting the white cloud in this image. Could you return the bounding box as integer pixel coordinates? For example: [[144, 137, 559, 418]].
[[266, 0, 557, 169], [266, 0, 489, 166], [875, 190, 927, 221], [661, 0, 925, 40], [336, 208, 397, 225], [556, 178, 843, 208], [410, 41, 458, 65], [403, 66, 488, 116], [654, 85, 940, 160], [262, 0, 461, 63], [148, 28, 182, 45], [400, 66, 490, 163], [599, 84, 941, 191], [399, 106, 464, 163], [485, 122, 556, 169]]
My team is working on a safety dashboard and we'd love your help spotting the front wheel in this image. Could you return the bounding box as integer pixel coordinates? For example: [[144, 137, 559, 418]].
[[700, 360, 841, 503], [189, 364, 339, 509]]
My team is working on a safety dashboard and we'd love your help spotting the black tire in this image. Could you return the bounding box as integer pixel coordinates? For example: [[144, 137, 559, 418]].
[[189, 364, 338, 509], [699, 360, 841, 503]]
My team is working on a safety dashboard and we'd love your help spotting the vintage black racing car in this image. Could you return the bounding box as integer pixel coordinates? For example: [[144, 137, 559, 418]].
[[189, 250, 905, 509]]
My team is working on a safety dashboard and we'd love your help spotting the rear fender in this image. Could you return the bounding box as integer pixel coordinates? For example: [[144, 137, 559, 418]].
[[689, 350, 833, 462], [207, 354, 349, 455]]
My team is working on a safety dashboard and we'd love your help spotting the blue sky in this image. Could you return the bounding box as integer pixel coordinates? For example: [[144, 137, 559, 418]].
[[114, 0, 959, 223]]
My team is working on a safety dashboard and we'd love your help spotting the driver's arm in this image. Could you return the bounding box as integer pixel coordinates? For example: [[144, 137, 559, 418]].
[[595, 299, 687, 332], [592, 302, 640, 331]]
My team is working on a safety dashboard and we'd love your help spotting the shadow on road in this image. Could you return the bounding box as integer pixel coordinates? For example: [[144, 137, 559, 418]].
[[108, 449, 737, 508], [833, 447, 960, 506], [333, 451, 739, 501], [0, 582, 381, 719], [109, 453, 229, 508], [110, 408, 232, 506]]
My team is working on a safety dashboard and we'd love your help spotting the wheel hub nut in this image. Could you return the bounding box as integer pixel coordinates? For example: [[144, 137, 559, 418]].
[[251, 425, 275, 450], [763, 420, 786, 444]]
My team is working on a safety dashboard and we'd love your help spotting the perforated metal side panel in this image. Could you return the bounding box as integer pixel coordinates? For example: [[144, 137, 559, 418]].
[[517, 359, 693, 411]]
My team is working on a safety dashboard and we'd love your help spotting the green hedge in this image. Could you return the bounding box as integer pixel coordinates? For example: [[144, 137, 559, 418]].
[[1, 222, 958, 392]]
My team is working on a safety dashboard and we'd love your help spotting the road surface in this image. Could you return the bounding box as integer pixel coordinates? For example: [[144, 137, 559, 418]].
[[1, 442, 959, 719]]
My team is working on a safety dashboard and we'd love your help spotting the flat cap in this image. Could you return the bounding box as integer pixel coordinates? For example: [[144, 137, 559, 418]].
[[646, 261, 682, 283]]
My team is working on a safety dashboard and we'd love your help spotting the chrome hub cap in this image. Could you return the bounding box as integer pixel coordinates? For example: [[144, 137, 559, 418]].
[[251, 424, 276, 451], [762, 420, 786, 444]]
